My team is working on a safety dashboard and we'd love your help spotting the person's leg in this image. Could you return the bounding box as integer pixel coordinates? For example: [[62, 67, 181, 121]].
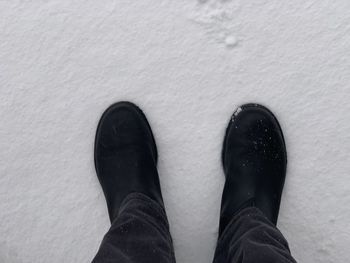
[[213, 104, 297, 263], [92, 193, 175, 263], [213, 207, 296, 263], [92, 102, 175, 263]]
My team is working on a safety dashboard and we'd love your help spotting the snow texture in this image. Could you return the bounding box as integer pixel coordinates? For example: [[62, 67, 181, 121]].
[[1, 0, 350, 262]]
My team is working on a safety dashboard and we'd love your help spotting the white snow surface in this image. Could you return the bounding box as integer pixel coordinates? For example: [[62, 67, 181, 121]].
[[1, 0, 350, 262]]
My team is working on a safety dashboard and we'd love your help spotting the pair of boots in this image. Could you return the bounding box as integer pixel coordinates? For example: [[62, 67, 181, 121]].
[[94, 101, 287, 236]]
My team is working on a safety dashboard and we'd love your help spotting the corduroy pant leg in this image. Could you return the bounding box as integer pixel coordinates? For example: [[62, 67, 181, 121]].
[[213, 207, 297, 263], [92, 193, 175, 263]]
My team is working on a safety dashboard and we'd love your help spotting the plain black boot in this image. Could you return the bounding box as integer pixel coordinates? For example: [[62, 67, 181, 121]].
[[219, 103, 287, 235], [94, 101, 163, 222]]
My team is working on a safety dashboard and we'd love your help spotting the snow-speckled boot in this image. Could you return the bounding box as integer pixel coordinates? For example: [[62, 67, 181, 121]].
[[219, 104, 287, 235]]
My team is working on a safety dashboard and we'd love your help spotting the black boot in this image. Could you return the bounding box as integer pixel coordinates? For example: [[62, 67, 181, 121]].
[[219, 103, 287, 235], [94, 101, 163, 222]]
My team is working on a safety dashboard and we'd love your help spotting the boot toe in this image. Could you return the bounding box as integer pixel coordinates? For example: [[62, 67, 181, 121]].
[[223, 103, 286, 170], [95, 101, 157, 161]]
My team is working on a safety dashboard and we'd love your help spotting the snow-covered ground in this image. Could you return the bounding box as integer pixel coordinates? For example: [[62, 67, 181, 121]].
[[1, 1, 350, 262]]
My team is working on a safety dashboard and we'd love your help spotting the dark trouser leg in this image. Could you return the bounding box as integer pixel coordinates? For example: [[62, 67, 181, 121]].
[[92, 193, 175, 263], [213, 207, 297, 263]]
